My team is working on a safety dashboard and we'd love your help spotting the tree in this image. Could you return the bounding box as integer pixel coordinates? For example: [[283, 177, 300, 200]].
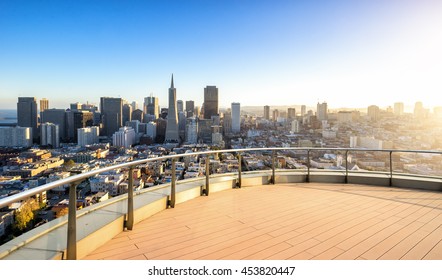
[[13, 199, 39, 232], [63, 159, 75, 171]]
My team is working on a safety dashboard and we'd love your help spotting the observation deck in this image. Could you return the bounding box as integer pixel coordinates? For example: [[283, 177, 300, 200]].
[[1, 148, 442, 260]]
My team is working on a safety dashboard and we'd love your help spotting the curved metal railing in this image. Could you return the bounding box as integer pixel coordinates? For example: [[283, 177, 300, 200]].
[[1, 147, 442, 259]]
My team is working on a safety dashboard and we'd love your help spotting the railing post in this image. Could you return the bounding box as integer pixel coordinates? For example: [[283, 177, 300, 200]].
[[389, 151, 393, 186], [345, 150, 349, 184], [67, 180, 81, 260], [237, 152, 242, 188], [271, 150, 276, 184], [205, 155, 210, 195], [306, 149, 310, 183], [168, 159, 176, 208], [126, 166, 134, 230]]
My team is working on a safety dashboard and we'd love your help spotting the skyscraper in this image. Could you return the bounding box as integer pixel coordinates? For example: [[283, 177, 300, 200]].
[[40, 98, 49, 113], [123, 103, 132, 125], [231, 102, 241, 133], [186, 100, 195, 118], [177, 100, 184, 113], [317, 102, 328, 121], [144, 95, 159, 118], [100, 97, 123, 137], [41, 109, 67, 141], [264, 105, 270, 120], [301, 105, 306, 117], [394, 102, 404, 116], [288, 108, 296, 120], [17, 97, 38, 140], [164, 74, 179, 143], [204, 86, 218, 119]]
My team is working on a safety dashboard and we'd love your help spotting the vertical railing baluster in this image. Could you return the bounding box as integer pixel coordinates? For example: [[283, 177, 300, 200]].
[[205, 155, 210, 195], [345, 150, 349, 184], [170, 158, 176, 208], [67, 180, 81, 260], [389, 151, 393, 186], [126, 166, 134, 230], [307, 149, 310, 183], [237, 152, 242, 188], [271, 150, 276, 184]]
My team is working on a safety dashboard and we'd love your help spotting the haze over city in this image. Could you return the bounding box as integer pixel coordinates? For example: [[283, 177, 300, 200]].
[[1, 0, 442, 110]]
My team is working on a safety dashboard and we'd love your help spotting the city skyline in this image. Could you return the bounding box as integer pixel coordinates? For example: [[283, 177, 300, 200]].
[[1, 1, 442, 110]]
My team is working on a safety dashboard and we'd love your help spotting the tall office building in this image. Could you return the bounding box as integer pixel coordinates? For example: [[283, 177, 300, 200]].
[[164, 75, 180, 143], [272, 109, 279, 121], [231, 102, 241, 133], [394, 102, 404, 116], [123, 103, 132, 125], [186, 100, 195, 118], [301, 105, 306, 117], [100, 97, 123, 137], [131, 109, 144, 123], [73, 111, 94, 141], [77, 127, 99, 147], [40, 123, 60, 148], [317, 102, 328, 121], [131, 101, 138, 111], [0, 127, 32, 147], [288, 108, 296, 120], [204, 86, 219, 119], [41, 109, 67, 140], [40, 98, 49, 113], [17, 97, 38, 140], [264, 105, 270, 120], [177, 100, 184, 113], [144, 95, 159, 118], [223, 111, 232, 134]]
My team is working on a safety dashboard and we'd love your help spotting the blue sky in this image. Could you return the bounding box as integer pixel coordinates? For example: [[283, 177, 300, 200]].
[[1, 0, 441, 111]]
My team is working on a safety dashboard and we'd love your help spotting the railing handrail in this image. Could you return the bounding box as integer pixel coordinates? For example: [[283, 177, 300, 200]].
[[1, 147, 442, 209]]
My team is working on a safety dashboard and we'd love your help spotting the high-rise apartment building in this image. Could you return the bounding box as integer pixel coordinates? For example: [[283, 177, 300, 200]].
[[186, 118, 198, 144], [186, 100, 195, 118], [317, 102, 328, 121], [231, 102, 241, 133], [17, 97, 38, 140], [77, 127, 99, 147], [301, 105, 306, 117], [264, 105, 270, 120], [204, 86, 218, 119], [40, 98, 49, 113], [165, 75, 179, 143], [367, 105, 380, 122], [394, 102, 404, 116], [40, 123, 60, 148], [112, 127, 135, 148], [0, 127, 32, 147], [100, 97, 123, 137], [223, 112, 232, 134]]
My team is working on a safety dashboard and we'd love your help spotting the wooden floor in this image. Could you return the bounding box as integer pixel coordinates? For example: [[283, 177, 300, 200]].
[[83, 183, 442, 260]]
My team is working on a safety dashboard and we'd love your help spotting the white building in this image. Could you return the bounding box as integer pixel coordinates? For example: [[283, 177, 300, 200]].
[[146, 122, 157, 139], [186, 118, 198, 144], [231, 102, 240, 133], [0, 127, 32, 147], [350, 136, 383, 149], [112, 127, 135, 148], [90, 173, 125, 196], [291, 120, 300, 133], [78, 126, 100, 147], [40, 122, 59, 148]]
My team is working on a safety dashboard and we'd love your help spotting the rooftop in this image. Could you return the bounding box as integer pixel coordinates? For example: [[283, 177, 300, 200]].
[[83, 183, 442, 260]]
